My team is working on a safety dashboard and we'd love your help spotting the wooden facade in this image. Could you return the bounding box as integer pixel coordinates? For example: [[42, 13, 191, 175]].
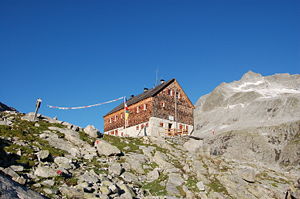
[[103, 79, 194, 136]]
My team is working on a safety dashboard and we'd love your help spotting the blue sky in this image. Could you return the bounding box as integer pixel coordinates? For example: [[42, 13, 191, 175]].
[[1, 0, 299, 130]]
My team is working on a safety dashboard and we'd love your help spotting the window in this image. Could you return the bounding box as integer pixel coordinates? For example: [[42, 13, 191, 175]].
[[179, 124, 183, 129], [115, 115, 118, 121], [186, 125, 189, 131], [137, 106, 139, 113], [136, 125, 139, 130], [159, 122, 164, 127], [143, 104, 147, 110], [109, 118, 112, 123], [141, 124, 144, 129], [170, 89, 173, 96], [121, 114, 123, 119], [115, 130, 118, 136], [162, 102, 165, 108], [146, 123, 149, 127], [178, 93, 181, 99]]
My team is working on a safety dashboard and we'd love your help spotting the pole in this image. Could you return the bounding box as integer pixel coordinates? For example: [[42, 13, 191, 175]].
[[33, 98, 42, 121], [174, 89, 177, 133], [123, 97, 127, 129]]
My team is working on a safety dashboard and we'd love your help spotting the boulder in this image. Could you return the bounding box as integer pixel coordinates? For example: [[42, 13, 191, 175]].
[[60, 186, 84, 198], [34, 166, 57, 178], [36, 150, 49, 161], [166, 173, 184, 196], [146, 169, 160, 181], [118, 183, 136, 199], [239, 168, 257, 183], [94, 140, 121, 156], [84, 125, 99, 138], [121, 172, 139, 183], [54, 157, 73, 169], [183, 139, 203, 153], [78, 170, 99, 184], [108, 162, 123, 176], [0, 174, 45, 199]]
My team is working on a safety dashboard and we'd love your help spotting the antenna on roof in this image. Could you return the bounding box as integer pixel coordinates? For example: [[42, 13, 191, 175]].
[[155, 68, 159, 86]]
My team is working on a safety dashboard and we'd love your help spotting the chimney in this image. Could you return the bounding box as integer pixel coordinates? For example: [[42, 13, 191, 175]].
[[130, 94, 135, 98], [144, 88, 149, 92], [160, 79, 165, 84]]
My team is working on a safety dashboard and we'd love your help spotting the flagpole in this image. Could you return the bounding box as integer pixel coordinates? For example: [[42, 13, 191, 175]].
[[123, 96, 126, 129]]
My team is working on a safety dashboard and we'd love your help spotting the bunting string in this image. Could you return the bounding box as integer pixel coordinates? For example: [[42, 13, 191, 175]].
[[47, 96, 125, 110]]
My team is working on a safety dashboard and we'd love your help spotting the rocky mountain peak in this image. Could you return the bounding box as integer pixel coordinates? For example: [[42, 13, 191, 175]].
[[240, 70, 263, 81]]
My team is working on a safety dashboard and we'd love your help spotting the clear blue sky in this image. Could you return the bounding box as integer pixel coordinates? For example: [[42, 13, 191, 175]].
[[1, 0, 299, 131]]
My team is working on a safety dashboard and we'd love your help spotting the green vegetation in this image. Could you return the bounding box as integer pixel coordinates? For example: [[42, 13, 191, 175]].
[[143, 162, 159, 174], [65, 177, 78, 186], [207, 177, 229, 196], [186, 176, 199, 192], [79, 130, 95, 145], [177, 186, 186, 197], [142, 174, 168, 196], [103, 135, 144, 153], [256, 171, 291, 184], [0, 114, 68, 168]]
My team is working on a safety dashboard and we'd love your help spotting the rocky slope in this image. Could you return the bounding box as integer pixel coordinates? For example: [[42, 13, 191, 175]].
[[0, 111, 299, 198], [194, 72, 300, 175]]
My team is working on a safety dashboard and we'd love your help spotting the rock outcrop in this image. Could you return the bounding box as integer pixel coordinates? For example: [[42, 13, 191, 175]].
[[194, 71, 300, 169]]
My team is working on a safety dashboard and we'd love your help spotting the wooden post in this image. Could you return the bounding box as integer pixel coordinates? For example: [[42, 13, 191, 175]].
[[33, 98, 42, 121]]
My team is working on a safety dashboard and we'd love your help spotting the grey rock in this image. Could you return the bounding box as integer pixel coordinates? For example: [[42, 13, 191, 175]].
[[166, 173, 184, 196], [183, 139, 203, 153], [59, 186, 84, 198], [121, 172, 138, 183], [43, 188, 55, 195], [78, 170, 99, 184], [2, 167, 20, 179], [54, 157, 72, 169], [108, 162, 123, 176], [153, 151, 173, 170], [0, 173, 45, 199], [125, 154, 146, 174], [99, 186, 111, 195], [118, 183, 136, 199], [95, 140, 121, 156], [239, 167, 257, 183], [10, 165, 24, 172], [36, 150, 49, 161], [146, 169, 160, 181], [34, 166, 57, 178], [41, 179, 55, 187], [84, 125, 99, 138], [194, 71, 300, 168], [196, 181, 205, 191]]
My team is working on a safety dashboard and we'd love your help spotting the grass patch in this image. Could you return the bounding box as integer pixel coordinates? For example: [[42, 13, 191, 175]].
[[186, 176, 199, 192], [207, 177, 229, 195], [142, 174, 168, 196], [78, 130, 95, 145], [177, 186, 186, 197], [256, 171, 291, 184], [103, 135, 144, 153]]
